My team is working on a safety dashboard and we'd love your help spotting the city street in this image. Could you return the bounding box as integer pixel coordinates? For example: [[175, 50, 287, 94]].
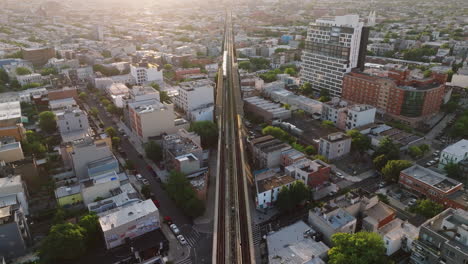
[[83, 94, 213, 263]]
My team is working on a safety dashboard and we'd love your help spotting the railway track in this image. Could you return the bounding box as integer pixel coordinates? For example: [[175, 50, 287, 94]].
[[212, 12, 255, 264]]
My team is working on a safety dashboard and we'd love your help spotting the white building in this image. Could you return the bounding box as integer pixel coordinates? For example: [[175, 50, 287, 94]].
[[318, 132, 352, 160], [301, 15, 367, 96], [308, 207, 357, 245], [0, 138, 24, 163], [128, 99, 178, 142], [267, 221, 330, 264], [0, 176, 29, 215], [174, 79, 215, 113], [130, 62, 163, 85], [439, 139, 468, 168], [265, 86, 323, 116], [255, 169, 297, 209], [106, 83, 129, 108], [81, 171, 122, 205], [16, 73, 42, 86], [99, 200, 160, 249], [322, 98, 376, 130], [55, 108, 90, 142]]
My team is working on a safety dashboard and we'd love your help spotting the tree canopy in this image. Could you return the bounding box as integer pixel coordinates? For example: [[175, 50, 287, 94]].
[[39, 223, 87, 263], [374, 137, 400, 160], [276, 181, 310, 212], [381, 160, 412, 183], [346, 130, 371, 155], [16, 67, 32, 75], [328, 232, 390, 264], [444, 162, 463, 181], [166, 170, 205, 217], [262, 126, 290, 141], [409, 199, 444, 218], [189, 121, 218, 149], [39, 111, 57, 134], [104, 127, 117, 138], [144, 140, 163, 163]]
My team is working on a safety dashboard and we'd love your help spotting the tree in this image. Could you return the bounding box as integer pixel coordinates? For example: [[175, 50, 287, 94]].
[[78, 213, 100, 244], [15, 67, 32, 75], [373, 154, 389, 172], [419, 144, 430, 155], [166, 170, 205, 217], [262, 126, 289, 141], [189, 121, 218, 149], [22, 82, 41, 89], [238, 61, 251, 71], [39, 111, 57, 134], [321, 120, 335, 128], [160, 90, 171, 103], [377, 193, 390, 204], [39, 223, 87, 263], [313, 154, 329, 163], [104, 127, 117, 138], [125, 160, 135, 170], [151, 82, 160, 91], [78, 92, 88, 101], [164, 64, 173, 71], [300, 82, 313, 95], [89, 107, 98, 118], [304, 145, 316, 156], [374, 137, 400, 160], [145, 141, 163, 162], [289, 181, 310, 205], [276, 186, 293, 212], [408, 145, 423, 159], [284, 67, 296, 76], [0, 69, 9, 84], [328, 232, 389, 264], [40, 67, 58, 76], [381, 160, 412, 183], [10, 79, 21, 90], [184, 197, 205, 217], [346, 130, 371, 155], [409, 199, 443, 218], [444, 162, 462, 181], [111, 136, 121, 147], [141, 185, 152, 199]]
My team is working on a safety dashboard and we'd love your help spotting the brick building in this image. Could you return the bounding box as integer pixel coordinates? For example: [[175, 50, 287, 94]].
[[342, 65, 447, 126], [285, 158, 331, 188], [399, 165, 467, 210], [22, 47, 55, 67]]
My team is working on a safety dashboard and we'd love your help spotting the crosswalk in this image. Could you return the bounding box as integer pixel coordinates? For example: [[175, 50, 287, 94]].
[[183, 229, 201, 248], [176, 257, 192, 264]]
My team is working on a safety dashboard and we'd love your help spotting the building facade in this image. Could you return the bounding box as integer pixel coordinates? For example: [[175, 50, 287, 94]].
[[318, 132, 352, 160]]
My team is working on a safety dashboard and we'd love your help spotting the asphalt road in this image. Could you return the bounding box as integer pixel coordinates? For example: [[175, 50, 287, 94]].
[[84, 94, 216, 263]]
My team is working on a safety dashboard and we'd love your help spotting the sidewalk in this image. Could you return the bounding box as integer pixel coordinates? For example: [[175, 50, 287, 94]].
[[193, 150, 217, 233], [162, 223, 191, 263], [331, 165, 374, 183]]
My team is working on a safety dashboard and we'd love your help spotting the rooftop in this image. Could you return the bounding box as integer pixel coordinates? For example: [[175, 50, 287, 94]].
[[313, 207, 356, 229], [0, 175, 22, 190], [163, 131, 202, 157], [0, 101, 21, 121], [55, 184, 81, 198], [178, 79, 214, 91], [99, 200, 158, 232], [128, 99, 167, 114], [422, 208, 468, 250], [254, 138, 291, 154], [267, 221, 329, 264], [256, 169, 296, 193], [401, 165, 462, 193], [0, 141, 21, 152], [442, 139, 468, 157]]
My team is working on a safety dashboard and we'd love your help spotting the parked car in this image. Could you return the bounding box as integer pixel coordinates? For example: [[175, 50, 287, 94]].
[[335, 172, 344, 178], [136, 174, 143, 181], [163, 216, 172, 225], [152, 199, 160, 208], [177, 235, 187, 245], [379, 182, 386, 188], [170, 224, 180, 235], [141, 178, 149, 185], [407, 198, 417, 207]]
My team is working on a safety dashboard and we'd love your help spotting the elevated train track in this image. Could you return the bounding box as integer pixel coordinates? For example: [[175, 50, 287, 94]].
[[212, 12, 255, 264]]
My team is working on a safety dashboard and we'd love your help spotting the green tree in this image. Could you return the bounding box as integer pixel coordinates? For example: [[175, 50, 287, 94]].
[[381, 160, 412, 183], [284, 67, 296, 76], [419, 144, 430, 154], [104, 127, 117, 138], [78, 92, 88, 101], [166, 170, 205, 217], [111, 136, 121, 147], [189, 121, 218, 149], [39, 111, 57, 133], [40, 67, 58, 76], [304, 145, 316, 156], [102, 50, 112, 58], [125, 160, 135, 170], [346, 130, 371, 155], [78, 213, 100, 244], [328, 232, 389, 264], [151, 82, 160, 91], [262, 126, 289, 141], [377, 193, 390, 204], [160, 90, 171, 103], [289, 181, 310, 205], [300, 82, 313, 95], [313, 154, 329, 163], [141, 185, 152, 199], [408, 145, 423, 159], [409, 199, 444, 218], [15, 67, 32, 75], [0, 69, 9, 84], [144, 141, 163, 162], [22, 82, 41, 89], [444, 162, 462, 181], [276, 186, 293, 212], [184, 197, 205, 218], [374, 137, 400, 160], [89, 107, 98, 118], [39, 223, 87, 263], [163, 64, 173, 71], [321, 120, 335, 128], [373, 154, 389, 172], [238, 61, 251, 71]]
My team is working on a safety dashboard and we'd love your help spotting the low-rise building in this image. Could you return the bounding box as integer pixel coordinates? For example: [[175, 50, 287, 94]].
[[130, 62, 163, 85], [378, 218, 419, 256], [0, 137, 24, 163], [173, 79, 214, 120], [49, 97, 77, 111], [255, 169, 297, 209], [250, 136, 291, 169], [16, 73, 42, 86], [0, 175, 29, 216], [322, 99, 376, 131], [106, 83, 129, 108], [81, 171, 123, 205], [99, 200, 160, 249], [318, 132, 351, 160], [55, 108, 90, 142], [267, 221, 329, 264], [280, 148, 306, 167], [47, 86, 78, 101], [162, 129, 203, 172], [399, 165, 466, 210], [285, 158, 331, 188], [244, 96, 292, 122], [439, 139, 468, 169], [87, 183, 140, 215], [410, 208, 468, 264], [55, 185, 83, 207], [308, 207, 357, 246], [0, 195, 30, 260]]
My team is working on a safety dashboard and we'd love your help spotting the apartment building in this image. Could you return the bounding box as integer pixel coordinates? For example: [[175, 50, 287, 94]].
[[174, 79, 214, 117], [321, 98, 376, 130], [280, 148, 306, 167], [0, 137, 24, 163], [0, 195, 30, 260], [99, 200, 160, 249], [410, 208, 468, 264], [130, 62, 163, 85], [16, 73, 42, 86], [22, 47, 55, 67], [318, 132, 351, 160], [308, 207, 357, 245], [301, 15, 369, 96], [255, 169, 297, 209], [399, 165, 466, 210], [162, 129, 203, 174], [250, 136, 291, 169], [106, 83, 129, 108], [127, 99, 178, 142], [55, 108, 90, 142], [439, 139, 468, 169], [342, 66, 447, 126], [285, 158, 331, 188]]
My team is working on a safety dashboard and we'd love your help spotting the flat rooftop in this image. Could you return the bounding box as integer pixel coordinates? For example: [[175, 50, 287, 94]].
[[402, 165, 462, 193], [128, 99, 167, 114], [99, 200, 158, 232], [442, 139, 468, 157], [0, 101, 21, 121], [55, 184, 81, 198], [256, 170, 295, 193]]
